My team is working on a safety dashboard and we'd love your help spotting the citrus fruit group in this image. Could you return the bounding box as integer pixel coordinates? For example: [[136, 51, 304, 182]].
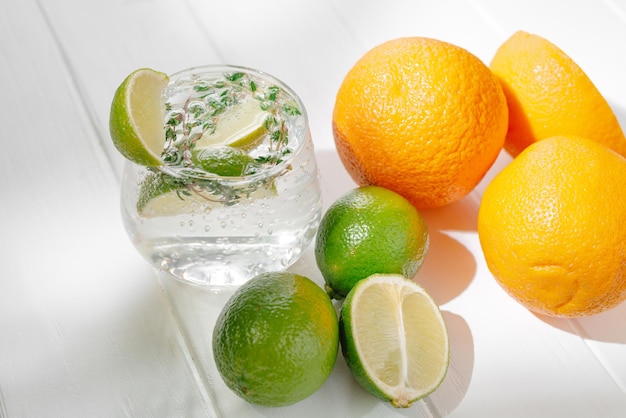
[[490, 31, 626, 157], [478, 136, 626, 317], [109, 68, 169, 166], [212, 272, 338, 407], [315, 186, 429, 299], [332, 36, 508, 208], [339, 274, 449, 408]]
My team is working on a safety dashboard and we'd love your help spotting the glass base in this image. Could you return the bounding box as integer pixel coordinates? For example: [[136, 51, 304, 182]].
[[141, 235, 313, 287]]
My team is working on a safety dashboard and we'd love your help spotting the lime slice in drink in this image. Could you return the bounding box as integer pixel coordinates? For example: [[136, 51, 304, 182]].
[[137, 170, 278, 217], [339, 274, 449, 408], [109, 68, 169, 166], [136, 173, 217, 217], [195, 97, 268, 150], [192, 146, 256, 177]]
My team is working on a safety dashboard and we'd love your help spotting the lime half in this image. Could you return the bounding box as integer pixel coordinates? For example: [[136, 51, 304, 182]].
[[195, 97, 268, 150], [109, 68, 169, 166], [339, 274, 449, 408]]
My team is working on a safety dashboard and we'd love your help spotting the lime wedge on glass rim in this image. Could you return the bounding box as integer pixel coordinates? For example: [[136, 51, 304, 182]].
[[339, 274, 449, 408], [109, 68, 169, 166]]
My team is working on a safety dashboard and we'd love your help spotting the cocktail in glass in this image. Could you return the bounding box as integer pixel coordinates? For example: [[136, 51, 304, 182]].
[[120, 65, 322, 286]]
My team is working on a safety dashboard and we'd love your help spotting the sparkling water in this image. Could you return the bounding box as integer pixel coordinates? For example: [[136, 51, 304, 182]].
[[120, 65, 322, 286]]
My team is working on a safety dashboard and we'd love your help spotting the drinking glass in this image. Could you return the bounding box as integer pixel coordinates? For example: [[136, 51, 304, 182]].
[[120, 65, 322, 286]]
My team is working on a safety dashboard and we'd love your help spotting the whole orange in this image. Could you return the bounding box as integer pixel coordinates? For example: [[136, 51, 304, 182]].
[[332, 37, 508, 209], [489, 31, 626, 158], [478, 136, 626, 317]]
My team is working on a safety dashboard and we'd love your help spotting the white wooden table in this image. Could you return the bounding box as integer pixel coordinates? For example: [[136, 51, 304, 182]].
[[2, 1, 626, 417]]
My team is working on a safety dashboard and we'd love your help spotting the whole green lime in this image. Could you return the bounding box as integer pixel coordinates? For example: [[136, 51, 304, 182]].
[[315, 186, 429, 299], [212, 271, 339, 407]]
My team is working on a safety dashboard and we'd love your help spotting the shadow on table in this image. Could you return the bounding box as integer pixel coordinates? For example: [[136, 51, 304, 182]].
[[610, 101, 626, 135], [415, 228, 476, 306], [315, 148, 356, 208], [427, 311, 475, 417], [420, 193, 481, 232], [416, 193, 482, 305], [536, 300, 626, 344]]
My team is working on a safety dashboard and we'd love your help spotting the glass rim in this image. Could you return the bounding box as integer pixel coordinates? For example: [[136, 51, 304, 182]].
[[159, 64, 310, 183]]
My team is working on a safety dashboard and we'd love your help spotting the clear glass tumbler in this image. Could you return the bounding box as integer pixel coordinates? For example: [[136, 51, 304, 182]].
[[120, 65, 322, 286]]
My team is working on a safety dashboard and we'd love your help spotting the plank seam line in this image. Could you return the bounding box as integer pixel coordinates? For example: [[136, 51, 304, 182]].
[[568, 319, 626, 395], [603, 0, 626, 25], [33, 0, 122, 184], [466, 0, 508, 39], [181, 0, 225, 63], [32, 6, 219, 414], [0, 384, 7, 418], [156, 274, 222, 417]]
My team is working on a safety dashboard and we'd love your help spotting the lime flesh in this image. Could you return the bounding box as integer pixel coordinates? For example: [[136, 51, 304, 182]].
[[339, 274, 449, 408], [195, 97, 268, 150], [109, 68, 169, 166]]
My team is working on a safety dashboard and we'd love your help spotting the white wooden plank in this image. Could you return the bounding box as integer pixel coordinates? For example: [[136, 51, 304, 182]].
[[441, 250, 626, 417], [322, 0, 504, 59], [0, 1, 212, 416], [36, 0, 223, 177], [184, 0, 361, 152]]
